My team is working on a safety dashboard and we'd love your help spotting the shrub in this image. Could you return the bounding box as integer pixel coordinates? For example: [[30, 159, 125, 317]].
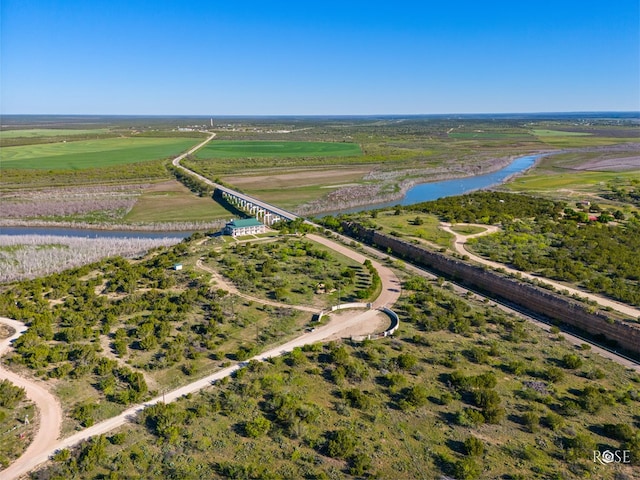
[[0, 380, 26, 408], [565, 433, 596, 460], [463, 436, 485, 457], [483, 405, 505, 424], [349, 453, 372, 476], [507, 360, 526, 375], [544, 413, 564, 431], [244, 416, 271, 438], [522, 412, 539, 433], [453, 457, 482, 480], [543, 366, 565, 383], [456, 408, 485, 427], [468, 347, 489, 364], [562, 353, 583, 370], [396, 353, 419, 370], [326, 429, 357, 459], [399, 385, 428, 410], [580, 385, 609, 413], [342, 388, 373, 410], [109, 433, 126, 445], [473, 389, 501, 410], [603, 423, 635, 442]]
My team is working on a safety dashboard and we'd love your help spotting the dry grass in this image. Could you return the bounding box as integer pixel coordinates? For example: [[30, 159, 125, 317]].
[[125, 180, 232, 223]]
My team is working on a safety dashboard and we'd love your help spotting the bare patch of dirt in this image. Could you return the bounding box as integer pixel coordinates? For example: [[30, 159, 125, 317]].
[[222, 168, 369, 189], [324, 310, 391, 341], [569, 155, 640, 171]]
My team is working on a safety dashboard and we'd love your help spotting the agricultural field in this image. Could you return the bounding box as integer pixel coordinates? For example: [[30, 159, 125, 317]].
[[32, 274, 640, 479], [124, 180, 231, 224], [502, 143, 640, 213], [0, 128, 113, 139], [194, 140, 362, 161], [181, 117, 638, 215], [1, 137, 202, 170], [220, 167, 372, 211], [3, 115, 638, 224]]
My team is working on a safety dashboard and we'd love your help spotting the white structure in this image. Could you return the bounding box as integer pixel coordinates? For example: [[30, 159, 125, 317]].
[[223, 218, 267, 237]]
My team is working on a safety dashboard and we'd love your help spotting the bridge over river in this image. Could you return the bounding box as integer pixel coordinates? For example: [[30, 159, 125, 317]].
[[172, 132, 299, 225]]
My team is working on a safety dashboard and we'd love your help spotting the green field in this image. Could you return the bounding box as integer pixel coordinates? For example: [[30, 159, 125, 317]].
[[531, 129, 593, 137], [1, 137, 201, 170], [195, 141, 362, 159], [505, 170, 640, 193], [349, 211, 453, 248], [125, 180, 233, 223], [0, 128, 113, 139], [449, 132, 534, 140]]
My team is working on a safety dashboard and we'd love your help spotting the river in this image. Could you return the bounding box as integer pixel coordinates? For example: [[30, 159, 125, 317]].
[[319, 153, 543, 215], [1, 154, 542, 239]]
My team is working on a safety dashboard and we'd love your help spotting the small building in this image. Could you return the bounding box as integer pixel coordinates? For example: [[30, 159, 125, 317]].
[[173, 263, 183, 271], [223, 218, 266, 237]]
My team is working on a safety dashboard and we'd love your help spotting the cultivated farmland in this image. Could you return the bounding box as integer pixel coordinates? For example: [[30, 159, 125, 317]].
[[1, 137, 202, 170], [194, 140, 362, 161]]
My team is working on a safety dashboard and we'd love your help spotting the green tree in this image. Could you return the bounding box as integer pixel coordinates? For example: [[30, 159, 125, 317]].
[[244, 416, 271, 438]]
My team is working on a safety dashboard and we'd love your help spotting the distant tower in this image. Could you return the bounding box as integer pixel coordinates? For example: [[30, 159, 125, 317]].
[[210, 118, 214, 127]]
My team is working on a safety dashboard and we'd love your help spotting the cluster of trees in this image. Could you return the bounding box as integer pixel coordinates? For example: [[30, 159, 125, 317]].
[[602, 178, 640, 207], [406, 191, 566, 224], [469, 215, 640, 305], [33, 292, 640, 479], [448, 370, 505, 425], [212, 238, 372, 303], [401, 275, 479, 335], [0, 239, 225, 415], [0, 380, 26, 408], [166, 163, 213, 197]]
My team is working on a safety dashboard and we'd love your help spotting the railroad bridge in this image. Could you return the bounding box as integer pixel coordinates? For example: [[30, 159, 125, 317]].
[[216, 185, 298, 226]]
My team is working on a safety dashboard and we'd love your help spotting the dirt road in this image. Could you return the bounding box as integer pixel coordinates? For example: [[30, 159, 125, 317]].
[[0, 234, 401, 480], [195, 259, 319, 313], [440, 223, 640, 319], [0, 317, 63, 480]]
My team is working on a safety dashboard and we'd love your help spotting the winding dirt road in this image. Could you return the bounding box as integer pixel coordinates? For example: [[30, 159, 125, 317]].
[[0, 234, 401, 480], [440, 223, 640, 319], [195, 259, 319, 313], [0, 317, 63, 480]]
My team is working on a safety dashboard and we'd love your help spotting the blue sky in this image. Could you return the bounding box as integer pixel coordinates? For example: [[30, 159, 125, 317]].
[[1, 0, 639, 115]]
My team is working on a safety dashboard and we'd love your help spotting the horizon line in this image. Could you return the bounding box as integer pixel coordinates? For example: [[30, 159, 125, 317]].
[[2, 111, 639, 118]]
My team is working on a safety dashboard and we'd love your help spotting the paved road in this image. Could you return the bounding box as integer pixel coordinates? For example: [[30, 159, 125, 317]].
[[440, 222, 640, 319], [171, 132, 298, 222], [0, 318, 63, 480]]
